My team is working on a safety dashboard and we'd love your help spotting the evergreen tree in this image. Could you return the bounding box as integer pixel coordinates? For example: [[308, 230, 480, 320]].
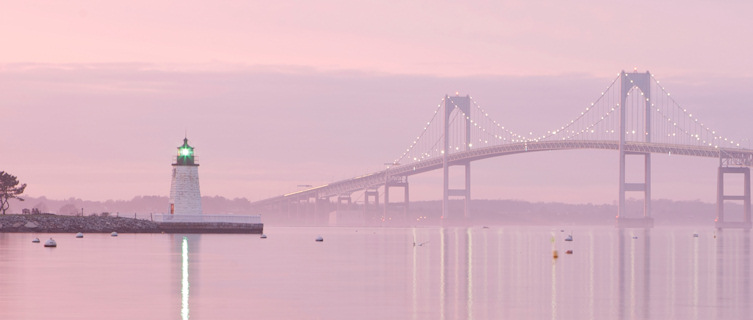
[[0, 171, 27, 215]]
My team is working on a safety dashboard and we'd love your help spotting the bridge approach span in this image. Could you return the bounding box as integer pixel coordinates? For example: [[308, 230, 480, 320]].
[[249, 141, 753, 208]]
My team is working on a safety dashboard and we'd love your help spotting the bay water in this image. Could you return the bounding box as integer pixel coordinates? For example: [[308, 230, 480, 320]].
[[0, 226, 750, 319]]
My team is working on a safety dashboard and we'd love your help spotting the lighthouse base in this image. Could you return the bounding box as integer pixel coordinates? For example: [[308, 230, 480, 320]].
[[153, 214, 263, 234], [157, 221, 263, 234]]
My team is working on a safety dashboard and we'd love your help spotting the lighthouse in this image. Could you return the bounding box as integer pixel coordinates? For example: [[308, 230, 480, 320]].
[[154, 137, 262, 233], [169, 137, 202, 215]]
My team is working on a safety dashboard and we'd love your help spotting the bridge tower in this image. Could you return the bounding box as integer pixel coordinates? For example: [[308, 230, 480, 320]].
[[617, 71, 653, 228], [442, 94, 472, 220]]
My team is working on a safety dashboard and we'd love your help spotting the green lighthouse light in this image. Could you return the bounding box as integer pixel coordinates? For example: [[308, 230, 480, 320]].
[[175, 137, 197, 166]]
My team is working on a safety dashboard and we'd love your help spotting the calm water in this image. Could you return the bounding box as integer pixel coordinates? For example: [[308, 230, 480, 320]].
[[0, 226, 750, 320]]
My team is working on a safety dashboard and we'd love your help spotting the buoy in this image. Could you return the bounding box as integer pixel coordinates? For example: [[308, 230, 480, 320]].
[[315, 236, 324, 242], [32, 237, 40, 243], [260, 234, 267, 239], [44, 238, 57, 247], [566, 250, 573, 254], [75, 232, 84, 238], [552, 250, 558, 259], [111, 232, 118, 237]]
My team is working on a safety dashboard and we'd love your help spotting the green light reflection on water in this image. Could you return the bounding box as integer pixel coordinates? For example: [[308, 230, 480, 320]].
[[181, 236, 190, 320]]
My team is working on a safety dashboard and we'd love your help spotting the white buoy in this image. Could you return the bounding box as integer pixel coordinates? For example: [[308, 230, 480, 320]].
[[32, 237, 40, 243], [44, 238, 57, 247], [315, 236, 324, 242], [111, 232, 118, 237], [260, 234, 267, 239], [75, 232, 84, 238]]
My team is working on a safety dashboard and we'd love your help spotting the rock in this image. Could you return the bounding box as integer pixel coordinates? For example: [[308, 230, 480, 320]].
[[25, 221, 39, 228]]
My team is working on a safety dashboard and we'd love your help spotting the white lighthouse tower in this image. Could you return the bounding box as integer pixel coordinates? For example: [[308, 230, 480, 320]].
[[169, 137, 202, 215]]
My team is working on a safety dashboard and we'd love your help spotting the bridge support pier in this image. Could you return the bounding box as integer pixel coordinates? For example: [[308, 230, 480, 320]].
[[384, 176, 409, 220], [442, 162, 471, 220], [364, 188, 380, 220], [617, 152, 654, 228], [716, 165, 752, 229], [290, 196, 315, 224], [337, 194, 352, 211], [314, 197, 330, 225], [293, 197, 307, 220]]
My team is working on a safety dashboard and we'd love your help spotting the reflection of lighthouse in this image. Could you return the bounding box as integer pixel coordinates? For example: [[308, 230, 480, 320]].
[[169, 138, 202, 215], [172, 234, 200, 320]]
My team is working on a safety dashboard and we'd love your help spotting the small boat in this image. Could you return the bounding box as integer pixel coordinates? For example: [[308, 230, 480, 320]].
[[632, 235, 638, 240], [260, 234, 267, 239], [75, 232, 84, 238], [564, 234, 573, 241], [44, 238, 57, 247], [565, 250, 573, 254], [111, 232, 118, 237], [32, 237, 40, 243], [315, 236, 324, 242], [693, 233, 699, 238]]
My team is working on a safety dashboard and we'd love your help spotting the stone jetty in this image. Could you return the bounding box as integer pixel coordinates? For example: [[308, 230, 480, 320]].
[[0, 214, 159, 233], [0, 214, 263, 234]]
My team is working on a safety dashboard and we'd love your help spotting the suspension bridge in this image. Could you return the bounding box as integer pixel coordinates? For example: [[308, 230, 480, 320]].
[[250, 70, 753, 228]]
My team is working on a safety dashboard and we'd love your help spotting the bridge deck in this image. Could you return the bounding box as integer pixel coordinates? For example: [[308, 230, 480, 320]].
[[250, 140, 753, 208]]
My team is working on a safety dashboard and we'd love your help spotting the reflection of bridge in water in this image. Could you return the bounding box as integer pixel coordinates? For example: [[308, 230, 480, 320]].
[[409, 227, 751, 319], [251, 71, 753, 228]]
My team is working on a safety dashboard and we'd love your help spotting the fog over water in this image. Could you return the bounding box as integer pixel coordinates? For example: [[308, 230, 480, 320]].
[[7, 195, 747, 229]]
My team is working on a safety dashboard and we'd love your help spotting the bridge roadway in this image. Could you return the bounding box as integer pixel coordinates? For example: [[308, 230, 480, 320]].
[[249, 140, 753, 208]]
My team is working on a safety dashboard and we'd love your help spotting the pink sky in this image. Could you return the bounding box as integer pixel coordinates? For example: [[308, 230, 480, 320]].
[[3, 1, 753, 77], [2, 1, 753, 205]]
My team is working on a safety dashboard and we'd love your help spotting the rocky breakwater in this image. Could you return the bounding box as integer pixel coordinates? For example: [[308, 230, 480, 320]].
[[0, 214, 160, 233]]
